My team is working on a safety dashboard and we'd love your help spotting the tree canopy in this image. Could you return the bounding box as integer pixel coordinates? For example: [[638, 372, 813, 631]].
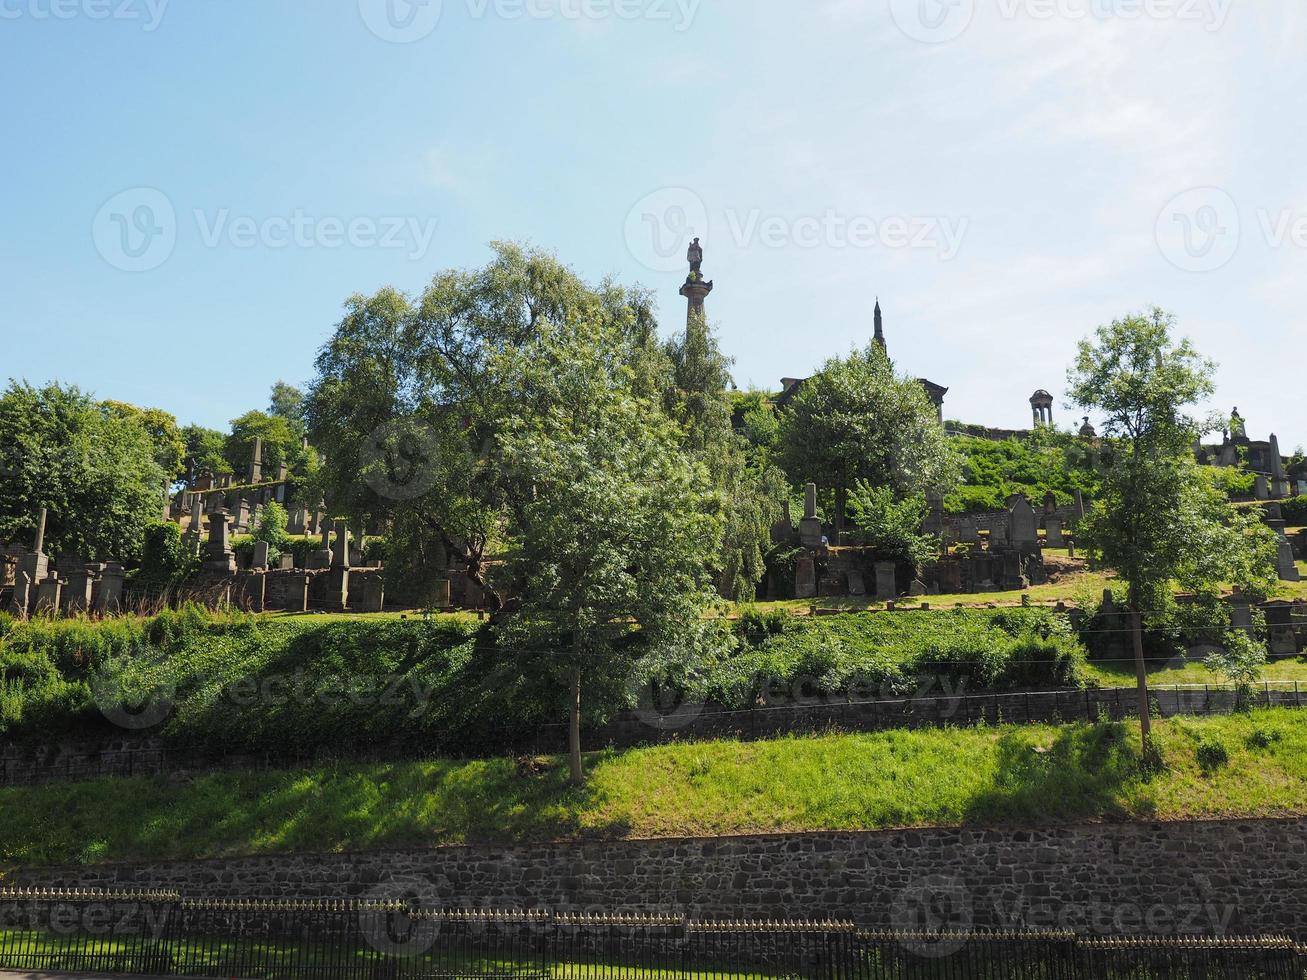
[[0, 381, 167, 563]]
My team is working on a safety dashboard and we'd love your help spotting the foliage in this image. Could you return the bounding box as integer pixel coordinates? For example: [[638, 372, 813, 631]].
[[664, 315, 785, 601], [1067, 310, 1275, 615], [305, 243, 667, 610], [254, 502, 290, 549], [0, 381, 168, 564], [846, 482, 937, 564], [778, 341, 958, 525], [1203, 465, 1256, 501], [492, 314, 725, 780], [102, 401, 186, 482], [223, 411, 307, 479], [129, 522, 198, 597], [267, 381, 307, 433], [944, 428, 1098, 514], [1195, 736, 1230, 774], [181, 424, 230, 481], [1281, 496, 1307, 526]]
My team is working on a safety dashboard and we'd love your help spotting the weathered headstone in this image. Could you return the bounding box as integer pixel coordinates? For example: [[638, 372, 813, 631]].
[[92, 564, 125, 614], [205, 509, 236, 573], [251, 540, 271, 570], [1045, 517, 1064, 548], [332, 521, 350, 568], [360, 576, 385, 613], [794, 556, 817, 599], [846, 570, 866, 596], [799, 483, 823, 548], [1254, 474, 1270, 501], [874, 561, 897, 601], [1073, 490, 1086, 525], [35, 575, 62, 615], [1276, 536, 1301, 582], [1006, 495, 1039, 550], [958, 519, 980, 544], [249, 437, 263, 484]]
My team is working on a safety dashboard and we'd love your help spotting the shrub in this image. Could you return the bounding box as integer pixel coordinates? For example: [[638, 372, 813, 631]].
[[129, 521, 197, 597], [1196, 737, 1230, 774], [1247, 727, 1282, 750], [1281, 496, 1307, 526]]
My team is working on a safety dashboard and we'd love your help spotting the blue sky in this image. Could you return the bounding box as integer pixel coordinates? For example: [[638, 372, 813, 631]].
[[2, 0, 1304, 447]]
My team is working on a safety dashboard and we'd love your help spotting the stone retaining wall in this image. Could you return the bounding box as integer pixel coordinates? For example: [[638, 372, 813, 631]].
[[6, 819, 1306, 938]]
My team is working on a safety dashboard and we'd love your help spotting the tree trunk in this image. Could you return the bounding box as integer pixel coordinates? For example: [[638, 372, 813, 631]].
[[568, 666, 584, 785], [1130, 607, 1152, 751]]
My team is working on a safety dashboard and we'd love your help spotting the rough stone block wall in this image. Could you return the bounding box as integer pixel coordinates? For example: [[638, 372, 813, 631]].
[[6, 819, 1306, 938]]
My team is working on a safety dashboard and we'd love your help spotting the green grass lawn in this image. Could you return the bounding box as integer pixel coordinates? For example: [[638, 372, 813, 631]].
[[1081, 654, 1307, 688], [2, 710, 1304, 868]]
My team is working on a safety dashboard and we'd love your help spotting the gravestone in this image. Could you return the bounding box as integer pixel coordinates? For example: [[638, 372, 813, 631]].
[[1045, 517, 1064, 548], [62, 568, 93, 615], [92, 564, 124, 614], [307, 523, 332, 570], [278, 554, 295, 571], [251, 540, 271, 570], [205, 509, 237, 573], [1276, 537, 1301, 582], [35, 575, 62, 615], [249, 437, 263, 484], [1254, 475, 1270, 500], [798, 483, 823, 548], [1006, 495, 1039, 550], [874, 561, 897, 601], [794, 556, 817, 599], [958, 519, 980, 545], [1264, 602, 1297, 657], [360, 576, 385, 613], [847, 570, 866, 596], [1074, 490, 1086, 525], [332, 521, 350, 568]]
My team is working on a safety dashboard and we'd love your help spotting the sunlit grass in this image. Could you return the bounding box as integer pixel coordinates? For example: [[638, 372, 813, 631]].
[[2, 711, 1304, 868]]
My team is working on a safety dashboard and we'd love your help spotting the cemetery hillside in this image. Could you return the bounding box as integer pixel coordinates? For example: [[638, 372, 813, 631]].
[[4, 244, 1307, 963]]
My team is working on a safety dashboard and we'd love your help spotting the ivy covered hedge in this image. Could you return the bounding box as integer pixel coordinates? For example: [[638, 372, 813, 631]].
[[0, 607, 1091, 757], [944, 432, 1097, 514]]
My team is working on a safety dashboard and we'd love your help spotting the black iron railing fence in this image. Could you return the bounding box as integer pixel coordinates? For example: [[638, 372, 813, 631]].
[[0, 889, 1302, 979]]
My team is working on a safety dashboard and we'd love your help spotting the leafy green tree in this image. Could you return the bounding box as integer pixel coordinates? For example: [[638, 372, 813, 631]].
[[267, 381, 307, 432], [493, 316, 723, 784], [103, 401, 186, 482], [664, 314, 785, 601], [1067, 308, 1276, 753], [255, 501, 290, 549], [305, 243, 666, 609], [182, 424, 231, 481], [779, 342, 958, 534], [223, 411, 304, 480], [847, 482, 936, 565], [0, 382, 166, 563]]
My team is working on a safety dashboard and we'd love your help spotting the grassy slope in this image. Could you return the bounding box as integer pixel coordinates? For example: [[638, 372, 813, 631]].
[[2, 710, 1304, 868]]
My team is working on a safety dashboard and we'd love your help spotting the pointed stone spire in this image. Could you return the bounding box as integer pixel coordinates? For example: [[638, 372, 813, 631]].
[[873, 298, 886, 355]]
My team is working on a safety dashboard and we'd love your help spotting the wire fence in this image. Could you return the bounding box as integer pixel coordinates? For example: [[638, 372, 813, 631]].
[[0, 891, 1302, 980]]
